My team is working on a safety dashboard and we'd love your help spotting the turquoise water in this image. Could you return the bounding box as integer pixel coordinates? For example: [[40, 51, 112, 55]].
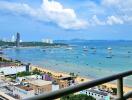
[[3, 40, 132, 86]]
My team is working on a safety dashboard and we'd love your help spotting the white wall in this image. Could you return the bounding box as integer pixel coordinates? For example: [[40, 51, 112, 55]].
[[52, 85, 59, 91], [80, 90, 110, 100], [13, 86, 35, 99], [0, 66, 26, 75]]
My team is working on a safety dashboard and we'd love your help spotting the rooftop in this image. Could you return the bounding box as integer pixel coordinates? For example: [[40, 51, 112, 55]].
[[88, 89, 108, 96], [0, 65, 26, 75], [0, 62, 17, 67], [29, 80, 52, 86], [15, 85, 33, 91]]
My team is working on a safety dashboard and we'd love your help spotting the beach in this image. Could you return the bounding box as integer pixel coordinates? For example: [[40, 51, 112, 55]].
[[2, 54, 131, 93], [31, 65, 132, 93], [3, 42, 132, 87], [2, 41, 132, 93]]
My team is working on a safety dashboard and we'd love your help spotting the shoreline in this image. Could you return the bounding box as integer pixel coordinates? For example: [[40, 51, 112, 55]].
[[31, 65, 132, 93], [1, 56, 132, 93]]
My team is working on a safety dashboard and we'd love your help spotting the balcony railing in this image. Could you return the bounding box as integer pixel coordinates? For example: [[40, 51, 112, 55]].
[[25, 70, 132, 100]]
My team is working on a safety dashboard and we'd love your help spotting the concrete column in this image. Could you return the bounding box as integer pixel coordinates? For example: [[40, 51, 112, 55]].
[[117, 78, 123, 99]]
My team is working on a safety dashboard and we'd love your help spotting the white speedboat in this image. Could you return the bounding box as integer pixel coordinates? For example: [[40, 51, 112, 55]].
[[107, 47, 112, 50], [66, 47, 72, 50], [83, 46, 88, 51], [106, 56, 112, 58]]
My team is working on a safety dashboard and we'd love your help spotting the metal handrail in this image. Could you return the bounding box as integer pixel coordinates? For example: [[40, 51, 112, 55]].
[[115, 91, 132, 100], [25, 70, 132, 100]]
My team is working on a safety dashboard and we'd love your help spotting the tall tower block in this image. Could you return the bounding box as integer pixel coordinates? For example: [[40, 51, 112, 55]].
[[16, 32, 20, 47]]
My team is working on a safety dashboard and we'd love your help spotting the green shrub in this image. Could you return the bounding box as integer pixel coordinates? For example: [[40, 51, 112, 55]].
[[61, 94, 95, 100]]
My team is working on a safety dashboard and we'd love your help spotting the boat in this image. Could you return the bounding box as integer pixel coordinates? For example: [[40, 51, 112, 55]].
[[106, 56, 112, 58], [106, 55, 112, 58], [107, 47, 112, 50], [91, 47, 96, 49], [83, 49, 88, 51], [83, 46, 88, 51], [107, 47, 112, 54], [66, 47, 72, 50], [41, 49, 46, 52]]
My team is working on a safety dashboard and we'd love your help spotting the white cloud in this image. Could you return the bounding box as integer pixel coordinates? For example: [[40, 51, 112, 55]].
[[89, 15, 124, 26], [101, 0, 132, 17], [0, 0, 87, 29], [123, 15, 132, 22], [41, 0, 87, 29], [93, 0, 132, 25], [91, 15, 105, 25], [106, 16, 124, 25], [0, 1, 35, 16], [102, 0, 120, 6], [0, 0, 132, 27]]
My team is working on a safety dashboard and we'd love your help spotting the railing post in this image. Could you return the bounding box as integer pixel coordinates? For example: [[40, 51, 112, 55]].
[[117, 77, 123, 99]]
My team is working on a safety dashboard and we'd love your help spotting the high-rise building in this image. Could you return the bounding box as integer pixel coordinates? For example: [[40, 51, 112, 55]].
[[42, 38, 53, 44], [26, 63, 30, 72], [11, 35, 15, 42], [16, 32, 20, 47]]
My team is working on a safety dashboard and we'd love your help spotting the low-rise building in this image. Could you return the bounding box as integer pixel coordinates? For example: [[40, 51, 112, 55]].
[[13, 85, 34, 99], [0, 65, 26, 76], [54, 76, 75, 89], [0, 62, 30, 76], [16, 75, 42, 83], [0, 91, 16, 100], [42, 74, 52, 81], [29, 79, 52, 95], [80, 89, 110, 100]]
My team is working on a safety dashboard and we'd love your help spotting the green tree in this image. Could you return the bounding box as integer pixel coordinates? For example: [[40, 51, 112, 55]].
[[17, 71, 31, 77], [0, 71, 4, 74], [47, 72, 52, 76], [61, 94, 95, 100], [111, 88, 117, 95], [81, 78, 84, 82], [69, 72, 75, 76], [32, 68, 41, 75]]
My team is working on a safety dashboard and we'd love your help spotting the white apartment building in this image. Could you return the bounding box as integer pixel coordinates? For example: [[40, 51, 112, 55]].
[[80, 89, 110, 100], [13, 85, 35, 99], [0, 66, 26, 76], [42, 39, 53, 44]]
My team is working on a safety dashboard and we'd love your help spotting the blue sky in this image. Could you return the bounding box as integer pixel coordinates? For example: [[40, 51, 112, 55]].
[[0, 0, 132, 41]]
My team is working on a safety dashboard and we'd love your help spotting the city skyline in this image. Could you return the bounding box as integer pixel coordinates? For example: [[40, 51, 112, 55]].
[[0, 0, 132, 41]]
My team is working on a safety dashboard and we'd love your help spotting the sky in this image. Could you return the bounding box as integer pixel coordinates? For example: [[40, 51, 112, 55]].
[[0, 0, 132, 41]]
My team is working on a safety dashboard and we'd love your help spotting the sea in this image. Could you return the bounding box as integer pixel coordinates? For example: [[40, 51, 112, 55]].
[[2, 40, 132, 87]]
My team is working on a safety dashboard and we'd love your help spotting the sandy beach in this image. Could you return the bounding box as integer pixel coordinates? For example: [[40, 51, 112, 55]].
[[31, 65, 132, 93]]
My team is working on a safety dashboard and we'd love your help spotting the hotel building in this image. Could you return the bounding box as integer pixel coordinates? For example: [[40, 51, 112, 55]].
[[13, 85, 34, 99], [29, 79, 52, 95]]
